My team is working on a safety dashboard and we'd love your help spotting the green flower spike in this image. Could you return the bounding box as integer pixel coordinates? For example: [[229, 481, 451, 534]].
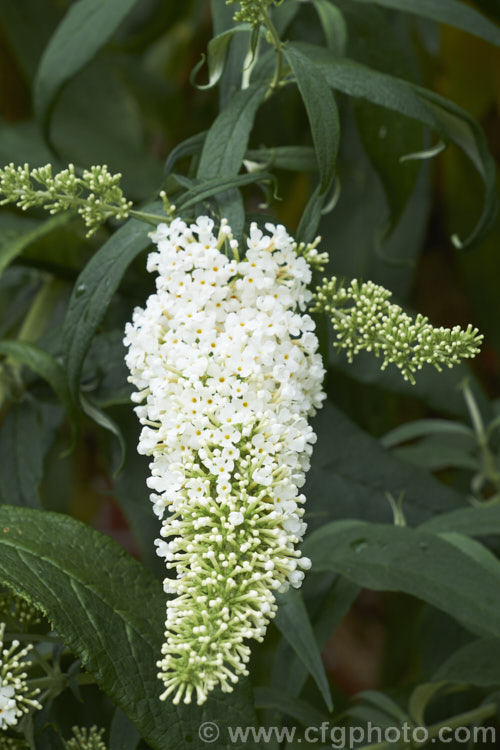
[[313, 276, 483, 384], [0, 163, 132, 237], [227, 0, 284, 26], [65, 726, 107, 750]]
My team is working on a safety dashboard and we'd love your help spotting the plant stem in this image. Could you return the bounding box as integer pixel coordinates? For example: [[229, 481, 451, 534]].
[[461, 379, 500, 491], [29, 671, 96, 691], [129, 209, 164, 226], [262, 13, 284, 91]]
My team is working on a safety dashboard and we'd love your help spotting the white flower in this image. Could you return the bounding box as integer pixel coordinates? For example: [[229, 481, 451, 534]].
[[124, 217, 325, 706], [0, 622, 41, 729], [0, 685, 17, 728], [228, 511, 244, 526]]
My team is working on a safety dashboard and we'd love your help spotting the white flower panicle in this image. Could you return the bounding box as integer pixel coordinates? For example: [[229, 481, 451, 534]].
[[0, 623, 41, 730], [124, 217, 325, 706]]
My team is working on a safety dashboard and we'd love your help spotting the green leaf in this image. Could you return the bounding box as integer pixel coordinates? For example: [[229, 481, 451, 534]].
[[190, 26, 248, 91], [352, 0, 500, 47], [357, 690, 409, 725], [420, 506, 500, 537], [306, 402, 465, 531], [354, 101, 423, 230], [0, 402, 42, 508], [80, 393, 126, 474], [209, 0, 250, 107], [245, 146, 317, 172], [294, 43, 497, 248], [197, 83, 268, 179], [0, 214, 72, 280], [113, 410, 165, 577], [272, 0, 302, 36], [390, 435, 479, 472], [109, 709, 141, 750], [380, 419, 481, 471], [254, 687, 330, 726], [336, 0, 415, 78], [36, 726, 66, 750], [196, 82, 267, 236], [62, 213, 155, 404], [177, 171, 274, 211], [0, 0, 62, 80], [0, 339, 77, 434], [274, 589, 333, 711], [50, 60, 162, 200], [440, 531, 500, 581], [272, 576, 360, 697], [292, 43, 432, 123], [329, 348, 490, 421], [34, 0, 140, 135], [416, 88, 497, 249], [0, 506, 257, 750], [408, 682, 447, 726], [333, 2, 424, 232], [297, 184, 327, 244], [313, 0, 348, 55], [303, 522, 500, 639], [285, 44, 340, 193], [164, 131, 207, 178], [381, 418, 475, 448], [0, 121, 55, 168], [434, 637, 500, 687]]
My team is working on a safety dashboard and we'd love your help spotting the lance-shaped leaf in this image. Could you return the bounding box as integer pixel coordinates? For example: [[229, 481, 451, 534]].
[[312, 0, 347, 55], [196, 82, 267, 237], [303, 522, 500, 639], [62, 212, 158, 404], [0, 339, 77, 435], [434, 637, 500, 687], [352, 0, 500, 47], [190, 26, 249, 91], [292, 42, 497, 248], [285, 44, 340, 193], [197, 83, 268, 179], [274, 589, 333, 711], [420, 506, 500, 537], [0, 403, 43, 508], [34, 0, 141, 135], [177, 171, 275, 211], [0, 214, 72, 279]]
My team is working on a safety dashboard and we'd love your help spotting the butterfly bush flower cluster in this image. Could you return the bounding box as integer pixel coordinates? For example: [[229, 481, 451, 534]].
[[227, 0, 280, 26], [0, 623, 41, 731], [313, 277, 483, 384], [124, 217, 326, 705]]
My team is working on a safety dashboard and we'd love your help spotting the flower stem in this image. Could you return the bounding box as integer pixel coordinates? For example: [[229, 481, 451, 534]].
[[262, 13, 284, 91], [130, 209, 164, 226]]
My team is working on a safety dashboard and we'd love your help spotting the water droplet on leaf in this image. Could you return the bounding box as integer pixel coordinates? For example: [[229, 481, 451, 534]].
[[350, 538, 368, 553]]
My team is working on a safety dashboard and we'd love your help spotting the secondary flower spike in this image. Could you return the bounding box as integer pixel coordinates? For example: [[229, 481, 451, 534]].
[[124, 217, 326, 705]]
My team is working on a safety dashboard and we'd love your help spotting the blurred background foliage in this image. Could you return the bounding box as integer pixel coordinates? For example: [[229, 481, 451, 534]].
[[1, 0, 500, 746]]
